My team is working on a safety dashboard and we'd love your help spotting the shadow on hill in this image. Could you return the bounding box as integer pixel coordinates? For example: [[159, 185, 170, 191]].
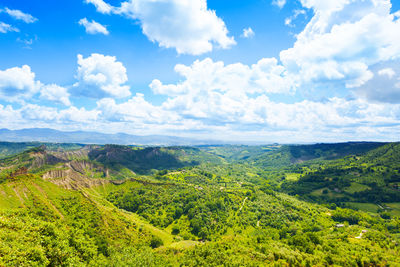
[[288, 142, 387, 163], [88, 145, 199, 175]]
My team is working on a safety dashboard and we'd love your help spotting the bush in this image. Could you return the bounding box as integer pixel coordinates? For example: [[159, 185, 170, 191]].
[[150, 236, 163, 248], [171, 225, 180, 235]]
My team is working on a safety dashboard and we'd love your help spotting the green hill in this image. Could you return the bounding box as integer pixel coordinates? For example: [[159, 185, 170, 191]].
[[281, 142, 400, 213], [0, 142, 399, 266]]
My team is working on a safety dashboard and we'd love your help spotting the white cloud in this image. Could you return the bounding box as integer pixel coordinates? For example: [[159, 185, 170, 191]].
[[40, 84, 71, 106], [74, 53, 131, 98], [358, 62, 400, 103], [58, 106, 100, 122], [17, 36, 37, 49], [272, 0, 287, 9], [241, 27, 255, 38], [148, 58, 295, 126], [4, 93, 399, 143], [1, 77, 400, 142], [0, 65, 72, 105], [16, 104, 100, 123], [150, 57, 292, 98], [147, 59, 339, 126], [0, 65, 41, 102], [19, 104, 59, 121], [87, 0, 235, 55], [96, 94, 177, 124], [280, 0, 400, 91], [378, 67, 396, 78], [1, 7, 37, 23], [3, 0, 400, 142], [84, 0, 113, 14], [0, 22, 19, 33], [79, 18, 109, 35], [285, 9, 306, 27]]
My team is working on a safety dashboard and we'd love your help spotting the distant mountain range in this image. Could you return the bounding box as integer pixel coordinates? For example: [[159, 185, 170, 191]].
[[0, 128, 223, 146]]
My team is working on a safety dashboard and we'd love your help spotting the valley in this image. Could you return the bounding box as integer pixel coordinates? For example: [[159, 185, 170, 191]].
[[0, 142, 399, 266]]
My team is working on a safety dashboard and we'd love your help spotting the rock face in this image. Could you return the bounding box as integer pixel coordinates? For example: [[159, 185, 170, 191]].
[[48, 176, 110, 190], [67, 160, 108, 177], [42, 168, 80, 180], [43, 168, 110, 190], [41, 157, 110, 190], [30, 152, 65, 169], [50, 146, 93, 161]]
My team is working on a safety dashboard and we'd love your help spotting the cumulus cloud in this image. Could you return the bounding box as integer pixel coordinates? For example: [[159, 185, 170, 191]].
[[0, 22, 19, 33], [280, 0, 400, 91], [58, 106, 100, 122], [272, 0, 287, 9], [241, 27, 255, 38], [87, 0, 235, 55], [126, 0, 400, 112], [0, 7, 37, 23], [96, 94, 177, 124], [17, 104, 100, 123], [0, 65, 41, 102], [0, 54, 132, 106], [3, 0, 400, 142], [358, 62, 400, 103], [147, 59, 369, 128], [84, 0, 113, 14], [40, 84, 71, 106], [3, 93, 400, 142], [74, 53, 131, 98], [0, 63, 399, 141], [378, 68, 396, 78], [79, 18, 109, 35], [0, 65, 71, 106], [150, 58, 292, 98]]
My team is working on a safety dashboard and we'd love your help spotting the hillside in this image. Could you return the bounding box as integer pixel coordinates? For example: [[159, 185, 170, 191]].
[[0, 142, 399, 266], [0, 142, 85, 160], [281, 143, 400, 213], [201, 142, 386, 166]]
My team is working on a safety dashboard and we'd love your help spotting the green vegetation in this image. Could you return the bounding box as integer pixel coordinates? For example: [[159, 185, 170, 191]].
[[281, 142, 400, 212], [0, 141, 399, 266]]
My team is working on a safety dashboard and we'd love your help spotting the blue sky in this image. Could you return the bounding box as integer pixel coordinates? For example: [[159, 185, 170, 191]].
[[0, 0, 400, 142]]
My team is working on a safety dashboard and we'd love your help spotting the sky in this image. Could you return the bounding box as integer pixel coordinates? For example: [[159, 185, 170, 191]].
[[0, 0, 400, 143]]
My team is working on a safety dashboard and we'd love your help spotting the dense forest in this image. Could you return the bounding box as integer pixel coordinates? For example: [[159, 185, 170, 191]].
[[0, 142, 399, 266]]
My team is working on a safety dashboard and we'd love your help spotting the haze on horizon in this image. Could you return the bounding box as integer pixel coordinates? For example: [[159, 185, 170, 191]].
[[0, 0, 400, 143]]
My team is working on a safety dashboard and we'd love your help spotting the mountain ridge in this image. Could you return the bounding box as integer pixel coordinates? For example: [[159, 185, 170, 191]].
[[0, 128, 221, 146]]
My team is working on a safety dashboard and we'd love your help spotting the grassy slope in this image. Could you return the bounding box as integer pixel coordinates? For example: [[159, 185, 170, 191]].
[[0, 174, 176, 266], [0, 142, 399, 265]]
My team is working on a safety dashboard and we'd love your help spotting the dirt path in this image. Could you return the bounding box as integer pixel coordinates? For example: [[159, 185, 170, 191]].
[[239, 197, 248, 211]]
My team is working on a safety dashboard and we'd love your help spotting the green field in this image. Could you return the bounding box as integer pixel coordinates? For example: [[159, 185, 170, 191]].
[[386, 203, 400, 216], [346, 202, 380, 213], [344, 182, 371, 194]]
